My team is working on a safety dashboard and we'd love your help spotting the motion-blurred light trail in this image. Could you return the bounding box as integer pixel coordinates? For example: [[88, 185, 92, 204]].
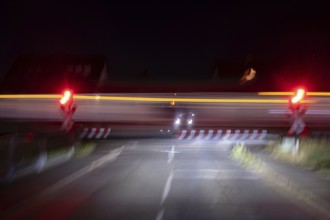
[[0, 94, 61, 99], [0, 94, 318, 104], [74, 95, 318, 104], [258, 92, 330, 96], [258, 92, 294, 96], [269, 109, 330, 115], [307, 92, 330, 96]]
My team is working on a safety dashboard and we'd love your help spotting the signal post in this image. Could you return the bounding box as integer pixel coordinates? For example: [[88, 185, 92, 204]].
[[59, 90, 77, 132], [288, 88, 308, 155]]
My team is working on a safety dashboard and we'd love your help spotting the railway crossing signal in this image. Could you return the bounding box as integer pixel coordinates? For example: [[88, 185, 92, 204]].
[[59, 90, 76, 132], [288, 88, 308, 155], [289, 88, 305, 111], [288, 88, 307, 136]]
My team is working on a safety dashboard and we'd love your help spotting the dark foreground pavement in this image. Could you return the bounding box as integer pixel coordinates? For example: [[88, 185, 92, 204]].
[[0, 139, 320, 220]]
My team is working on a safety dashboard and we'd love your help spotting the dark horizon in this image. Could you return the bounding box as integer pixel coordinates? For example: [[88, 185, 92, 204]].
[[1, 1, 330, 92]]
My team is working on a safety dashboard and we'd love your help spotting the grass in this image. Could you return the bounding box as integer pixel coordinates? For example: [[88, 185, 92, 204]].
[[0, 133, 97, 168], [47, 147, 72, 159], [73, 141, 97, 158], [46, 141, 96, 159], [271, 136, 330, 176], [230, 143, 258, 168]]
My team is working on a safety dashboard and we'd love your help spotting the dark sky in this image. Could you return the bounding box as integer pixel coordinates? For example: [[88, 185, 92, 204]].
[[1, 1, 330, 89]]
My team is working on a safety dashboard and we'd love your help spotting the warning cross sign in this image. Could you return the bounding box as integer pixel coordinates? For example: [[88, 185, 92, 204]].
[[288, 106, 307, 136]]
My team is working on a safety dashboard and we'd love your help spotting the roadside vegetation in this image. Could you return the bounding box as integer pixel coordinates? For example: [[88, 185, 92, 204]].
[[0, 133, 96, 183], [73, 141, 96, 158], [230, 143, 258, 168], [267, 136, 330, 176]]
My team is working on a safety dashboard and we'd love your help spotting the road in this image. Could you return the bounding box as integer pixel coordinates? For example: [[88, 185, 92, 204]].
[[1, 138, 318, 220]]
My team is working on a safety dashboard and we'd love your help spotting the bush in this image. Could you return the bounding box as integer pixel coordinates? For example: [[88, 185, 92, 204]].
[[305, 149, 330, 170]]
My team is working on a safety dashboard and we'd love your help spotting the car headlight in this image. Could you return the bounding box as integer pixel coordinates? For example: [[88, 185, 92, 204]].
[[175, 118, 181, 125], [187, 118, 193, 125]]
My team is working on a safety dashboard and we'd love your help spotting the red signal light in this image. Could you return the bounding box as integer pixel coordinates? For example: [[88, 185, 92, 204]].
[[291, 88, 305, 104], [60, 90, 72, 105]]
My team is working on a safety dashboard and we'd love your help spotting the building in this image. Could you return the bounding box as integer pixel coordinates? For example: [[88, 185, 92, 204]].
[[1, 54, 109, 93]]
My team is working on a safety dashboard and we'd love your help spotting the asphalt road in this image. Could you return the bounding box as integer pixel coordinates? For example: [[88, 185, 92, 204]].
[[1, 139, 318, 220]]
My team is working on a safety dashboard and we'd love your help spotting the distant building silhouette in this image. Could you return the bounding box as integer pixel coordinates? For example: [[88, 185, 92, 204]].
[[1, 54, 109, 93]]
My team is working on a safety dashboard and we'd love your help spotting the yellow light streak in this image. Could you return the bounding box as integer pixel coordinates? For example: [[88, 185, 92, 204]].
[[258, 92, 330, 96], [74, 95, 317, 104], [258, 92, 294, 96], [0, 94, 61, 99], [0, 94, 318, 104], [306, 92, 330, 96]]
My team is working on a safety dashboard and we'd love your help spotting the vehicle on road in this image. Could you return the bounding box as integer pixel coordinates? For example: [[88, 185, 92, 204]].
[[173, 111, 195, 131]]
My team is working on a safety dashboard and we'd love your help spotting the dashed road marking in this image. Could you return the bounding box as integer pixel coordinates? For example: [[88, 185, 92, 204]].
[[168, 145, 175, 164], [155, 208, 164, 220], [161, 171, 173, 205]]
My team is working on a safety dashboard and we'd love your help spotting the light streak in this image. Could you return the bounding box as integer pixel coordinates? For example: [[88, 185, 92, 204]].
[[258, 91, 330, 96], [0, 94, 318, 104]]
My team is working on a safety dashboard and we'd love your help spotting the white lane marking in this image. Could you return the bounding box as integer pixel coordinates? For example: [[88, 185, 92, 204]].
[[87, 128, 97, 139], [168, 145, 175, 164], [178, 130, 187, 140], [186, 130, 196, 140], [39, 146, 125, 196], [103, 128, 111, 139], [95, 128, 105, 139], [155, 208, 164, 220], [161, 171, 173, 205], [204, 129, 213, 140]]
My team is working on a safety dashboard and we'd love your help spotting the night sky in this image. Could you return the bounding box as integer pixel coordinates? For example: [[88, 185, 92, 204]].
[[1, 1, 330, 91]]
